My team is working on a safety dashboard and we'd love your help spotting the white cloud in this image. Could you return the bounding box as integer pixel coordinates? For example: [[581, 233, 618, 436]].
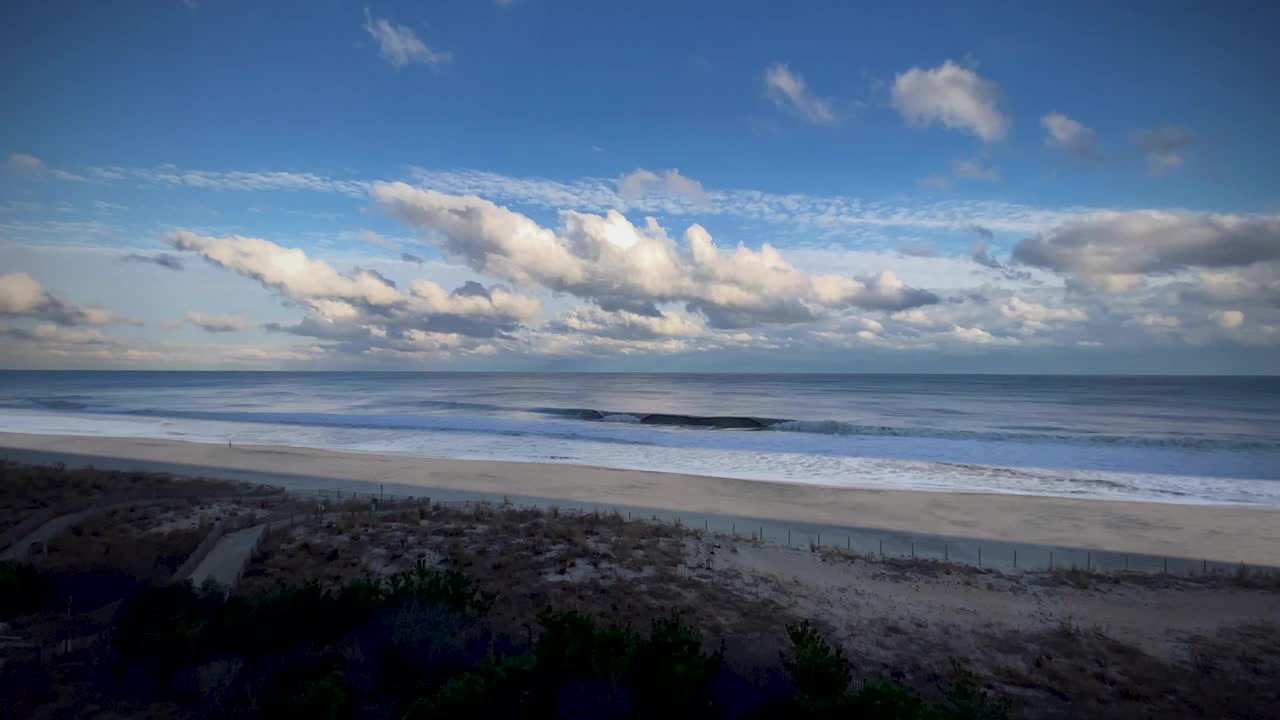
[[891, 60, 1009, 141], [5, 153, 85, 181], [371, 181, 939, 328], [915, 175, 952, 192], [1041, 112, 1097, 157], [1211, 310, 1244, 329], [6, 153, 43, 173], [555, 305, 706, 340], [0, 272, 132, 326], [952, 159, 1000, 183], [1133, 126, 1194, 176], [185, 311, 255, 333], [950, 325, 1020, 345], [618, 169, 707, 205], [356, 229, 399, 251], [1133, 312, 1180, 330], [999, 297, 1087, 331], [166, 231, 542, 355], [363, 9, 451, 68], [764, 63, 837, 125]]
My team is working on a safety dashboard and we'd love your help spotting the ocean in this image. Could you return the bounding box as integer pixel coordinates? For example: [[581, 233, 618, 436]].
[[1, 371, 1278, 507]]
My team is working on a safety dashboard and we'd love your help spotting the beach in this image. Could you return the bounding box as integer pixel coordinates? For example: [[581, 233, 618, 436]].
[[4, 431, 1278, 567]]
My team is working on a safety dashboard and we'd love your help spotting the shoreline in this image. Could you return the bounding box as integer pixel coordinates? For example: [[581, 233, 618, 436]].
[[3, 430, 1280, 566]]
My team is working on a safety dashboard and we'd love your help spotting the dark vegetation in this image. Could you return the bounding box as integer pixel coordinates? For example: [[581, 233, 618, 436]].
[[3, 560, 1007, 719]]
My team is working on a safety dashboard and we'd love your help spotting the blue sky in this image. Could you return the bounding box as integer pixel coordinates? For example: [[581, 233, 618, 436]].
[[2, 0, 1278, 372]]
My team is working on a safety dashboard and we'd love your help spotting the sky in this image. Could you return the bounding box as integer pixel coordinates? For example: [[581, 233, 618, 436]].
[[1, 0, 1278, 373]]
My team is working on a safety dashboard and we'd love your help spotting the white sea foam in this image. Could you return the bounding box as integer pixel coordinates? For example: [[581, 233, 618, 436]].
[[4, 408, 1280, 507]]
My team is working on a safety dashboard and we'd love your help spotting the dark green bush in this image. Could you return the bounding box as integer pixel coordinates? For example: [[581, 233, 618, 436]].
[[0, 561, 55, 619]]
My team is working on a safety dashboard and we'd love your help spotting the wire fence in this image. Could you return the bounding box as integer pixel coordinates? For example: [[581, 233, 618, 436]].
[[280, 485, 1280, 581]]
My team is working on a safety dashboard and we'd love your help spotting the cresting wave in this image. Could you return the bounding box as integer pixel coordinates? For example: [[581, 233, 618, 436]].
[[6, 397, 1277, 450], [541, 408, 1278, 450]]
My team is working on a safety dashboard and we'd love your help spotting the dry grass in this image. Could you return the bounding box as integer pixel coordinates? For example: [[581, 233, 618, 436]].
[[0, 459, 246, 533]]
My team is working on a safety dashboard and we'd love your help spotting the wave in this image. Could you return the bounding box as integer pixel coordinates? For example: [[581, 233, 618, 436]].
[[536, 408, 1277, 450]]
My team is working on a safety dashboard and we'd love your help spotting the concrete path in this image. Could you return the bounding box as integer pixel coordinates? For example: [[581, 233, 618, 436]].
[[186, 523, 266, 590]]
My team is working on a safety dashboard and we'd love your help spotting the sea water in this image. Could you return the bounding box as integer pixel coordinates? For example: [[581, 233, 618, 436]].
[[1, 371, 1277, 506]]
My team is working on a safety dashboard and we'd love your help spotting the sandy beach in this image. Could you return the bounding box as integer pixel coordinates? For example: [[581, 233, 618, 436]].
[[3, 431, 1278, 566]]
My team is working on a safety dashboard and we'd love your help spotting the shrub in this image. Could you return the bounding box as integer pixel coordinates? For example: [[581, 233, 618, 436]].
[[0, 561, 55, 619]]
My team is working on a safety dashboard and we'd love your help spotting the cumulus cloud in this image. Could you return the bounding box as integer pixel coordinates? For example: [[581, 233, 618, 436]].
[[167, 230, 542, 355], [891, 60, 1009, 141], [1133, 125, 1194, 176], [999, 297, 1086, 331], [618, 169, 707, 205], [1133, 312, 1180, 330], [371, 181, 939, 329], [363, 9, 450, 68], [950, 325, 1020, 345], [764, 63, 837, 125], [185, 311, 255, 333], [1012, 211, 1280, 290], [550, 305, 706, 341], [1041, 112, 1097, 158], [1211, 310, 1244, 329], [122, 253, 185, 271], [0, 272, 132, 326]]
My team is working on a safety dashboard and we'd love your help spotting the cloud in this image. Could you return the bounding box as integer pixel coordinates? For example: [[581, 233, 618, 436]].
[[400, 252, 425, 264], [1012, 211, 1280, 289], [950, 325, 1020, 345], [371, 181, 939, 328], [953, 159, 1000, 182], [1132, 312, 1180, 330], [968, 227, 1032, 282], [6, 153, 43, 173], [185, 311, 255, 333], [6, 153, 85, 181], [167, 230, 541, 355], [891, 60, 1009, 141], [550, 305, 706, 341], [1041, 112, 1097, 158], [915, 175, 952, 192], [618, 169, 707, 205], [1133, 125, 1194, 176], [122, 253, 185, 271], [999, 297, 1087, 331], [764, 63, 837, 125], [0, 272, 132, 326], [356, 229, 399, 251], [88, 165, 368, 197], [1211, 310, 1244, 329], [363, 9, 450, 68]]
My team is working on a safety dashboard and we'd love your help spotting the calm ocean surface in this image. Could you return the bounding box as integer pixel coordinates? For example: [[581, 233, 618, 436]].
[[1, 372, 1278, 506]]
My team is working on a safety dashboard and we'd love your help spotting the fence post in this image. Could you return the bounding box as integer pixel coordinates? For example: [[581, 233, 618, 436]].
[[879, 540, 883, 559], [1013, 550, 1017, 569], [732, 522, 736, 537], [910, 541, 915, 559], [1163, 556, 1167, 574], [1124, 555, 1128, 571], [847, 536, 850, 550], [817, 532, 821, 547], [704, 519, 708, 531], [760, 526, 763, 542], [944, 543, 948, 561], [788, 529, 791, 546], [1087, 552, 1091, 572], [978, 547, 982, 568]]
